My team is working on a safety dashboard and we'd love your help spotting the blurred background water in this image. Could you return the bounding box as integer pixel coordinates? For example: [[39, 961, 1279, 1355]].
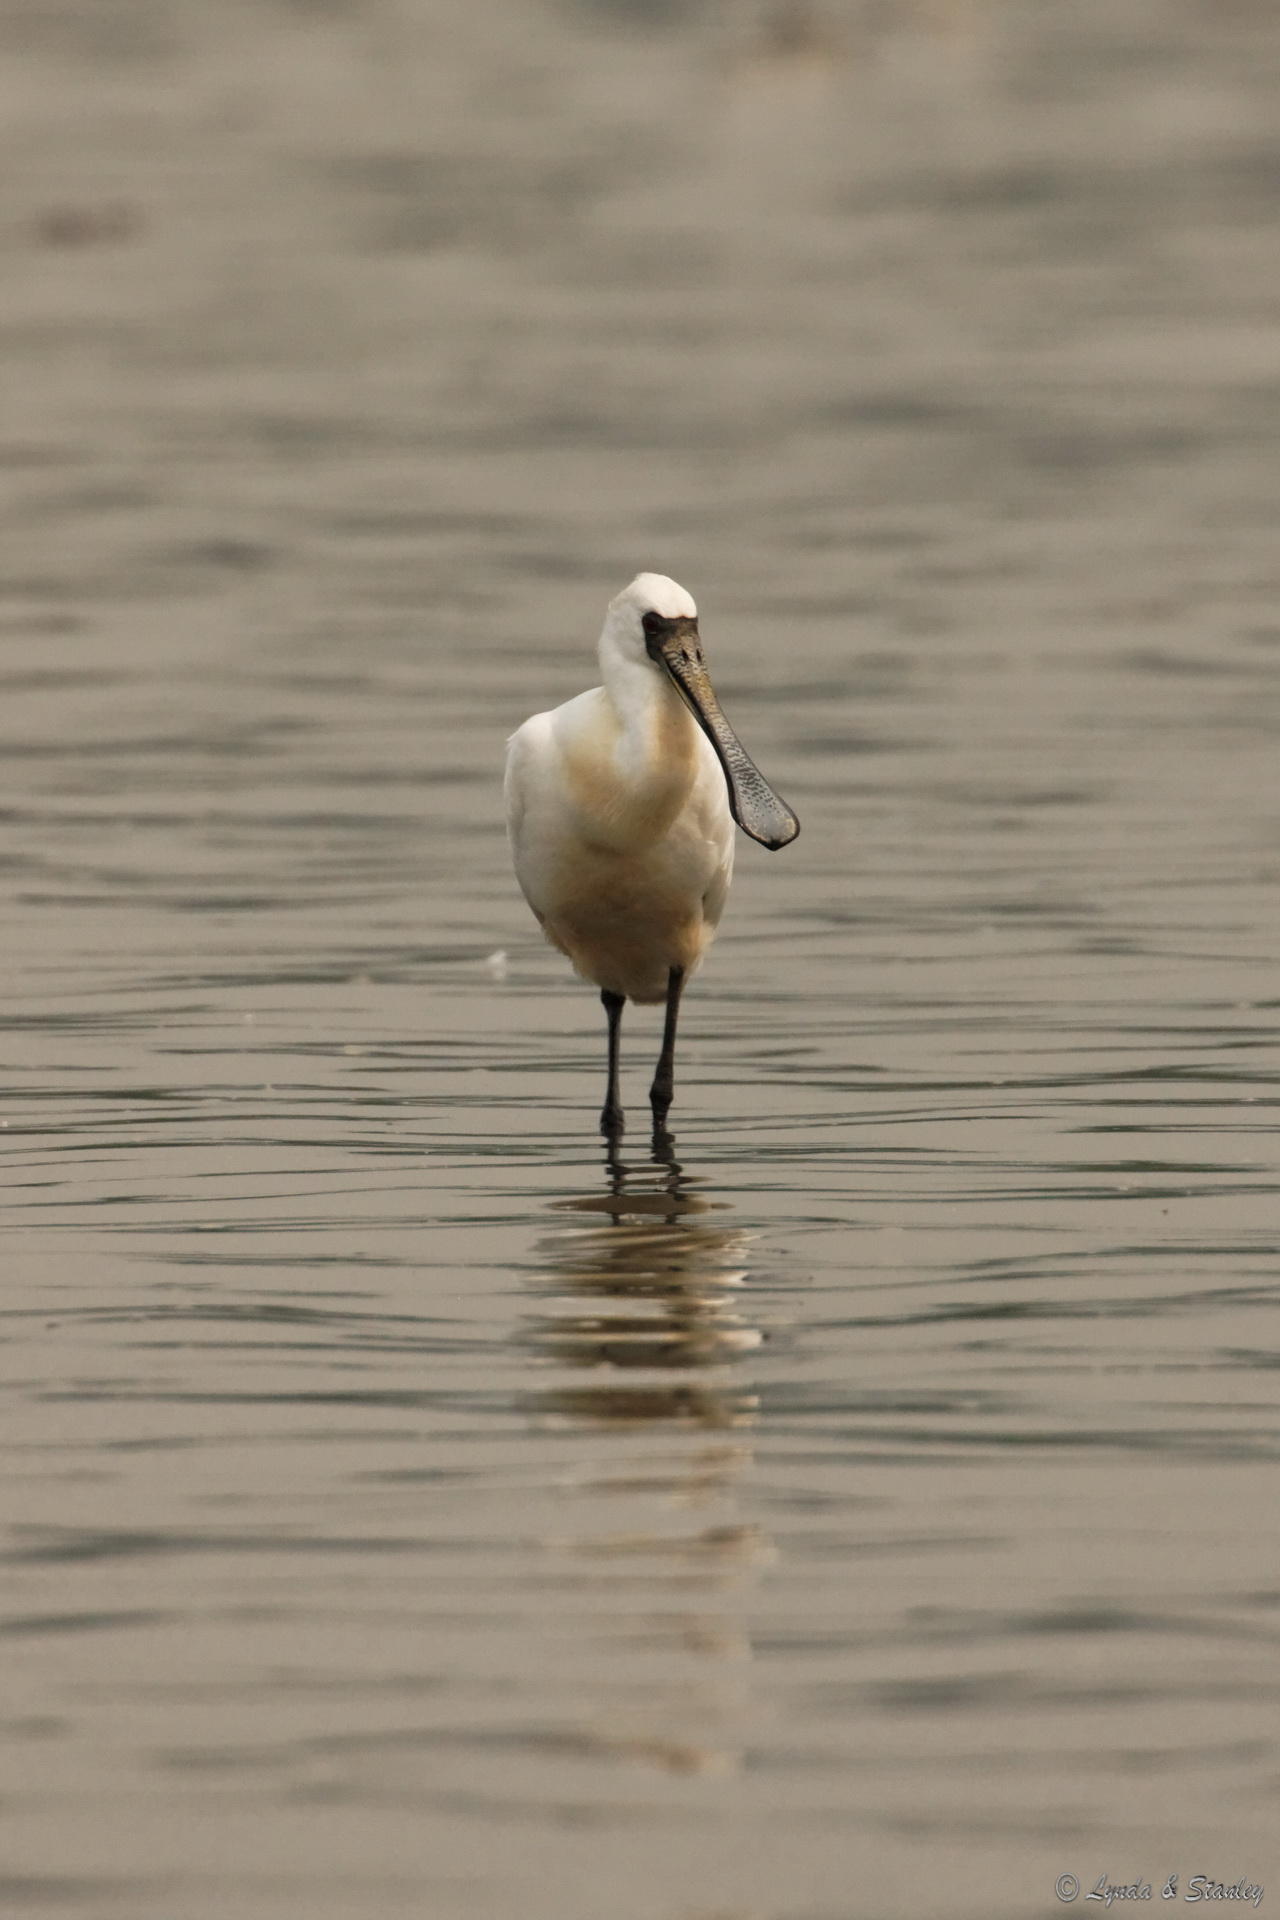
[[2, 2, 1278, 1917]]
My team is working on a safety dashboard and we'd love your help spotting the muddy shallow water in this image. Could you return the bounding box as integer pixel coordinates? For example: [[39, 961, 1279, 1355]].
[[2, 3, 1279, 1916]]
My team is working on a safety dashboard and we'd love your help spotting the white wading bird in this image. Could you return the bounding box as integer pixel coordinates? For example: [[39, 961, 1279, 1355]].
[[505, 573, 800, 1135]]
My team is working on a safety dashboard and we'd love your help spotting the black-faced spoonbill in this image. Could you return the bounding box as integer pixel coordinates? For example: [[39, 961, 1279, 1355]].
[[504, 573, 799, 1135]]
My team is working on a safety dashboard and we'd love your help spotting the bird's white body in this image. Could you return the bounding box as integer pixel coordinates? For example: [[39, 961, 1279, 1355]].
[[505, 576, 734, 1003]]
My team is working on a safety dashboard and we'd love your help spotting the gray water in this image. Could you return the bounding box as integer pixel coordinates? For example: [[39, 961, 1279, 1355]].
[[2, 3, 1279, 1916]]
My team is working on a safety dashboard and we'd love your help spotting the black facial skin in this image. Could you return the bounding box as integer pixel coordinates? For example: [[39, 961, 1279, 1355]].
[[640, 610, 800, 851], [642, 610, 699, 663]]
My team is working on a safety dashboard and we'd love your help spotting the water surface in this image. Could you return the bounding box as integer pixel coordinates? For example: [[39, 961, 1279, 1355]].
[[2, 2, 1278, 1916]]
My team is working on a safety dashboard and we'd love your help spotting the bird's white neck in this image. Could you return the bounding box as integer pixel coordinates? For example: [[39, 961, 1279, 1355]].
[[595, 642, 700, 838]]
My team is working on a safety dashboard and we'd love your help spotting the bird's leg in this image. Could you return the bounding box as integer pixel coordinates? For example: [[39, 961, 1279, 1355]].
[[649, 966, 685, 1130], [600, 989, 626, 1136]]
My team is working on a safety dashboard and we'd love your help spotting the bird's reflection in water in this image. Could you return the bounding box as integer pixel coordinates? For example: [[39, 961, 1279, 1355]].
[[521, 1128, 770, 1777], [525, 1127, 762, 1426]]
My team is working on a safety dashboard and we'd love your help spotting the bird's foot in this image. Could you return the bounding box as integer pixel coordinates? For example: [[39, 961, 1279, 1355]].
[[600, 1101, 625, 1137]]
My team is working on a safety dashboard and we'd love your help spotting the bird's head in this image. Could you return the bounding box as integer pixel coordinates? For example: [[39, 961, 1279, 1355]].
[[599, 573, 800, 852], [602, 573, 699, 668]]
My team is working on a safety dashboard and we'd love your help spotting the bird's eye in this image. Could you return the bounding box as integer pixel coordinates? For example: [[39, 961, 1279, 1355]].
[[642, 611, 663, 634]]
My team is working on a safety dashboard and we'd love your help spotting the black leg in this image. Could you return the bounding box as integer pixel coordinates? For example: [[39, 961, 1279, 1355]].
[[600, 989, 625, 1135], [649, 966, 685, 1127]]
